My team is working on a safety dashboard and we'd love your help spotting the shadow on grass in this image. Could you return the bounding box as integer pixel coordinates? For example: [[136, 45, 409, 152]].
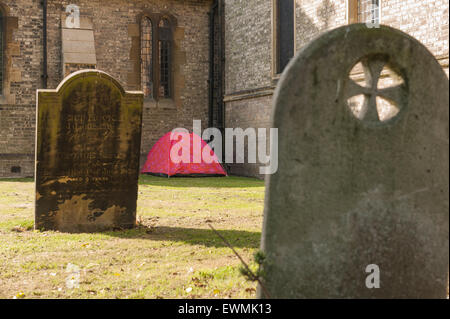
[[0, 178, 34, 183], [0, 176, 264, 189], [105, 226, 261, 249], [139, 175, 264, 188]]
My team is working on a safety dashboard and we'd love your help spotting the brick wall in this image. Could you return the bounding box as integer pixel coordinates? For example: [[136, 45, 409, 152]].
[[380, 0, 449, 74], [224, 0, 272, 94], [0, 0, 212, 178], [295, 0, 347, 50], [225, 94, 273, 177], [223, 0, 273, 178], [224, 0, 449, 179], [0, 0, 43, 178]]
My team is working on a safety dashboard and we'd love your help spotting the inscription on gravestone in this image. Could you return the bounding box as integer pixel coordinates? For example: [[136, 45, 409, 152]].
[[35, 70, 144, 232], [260, 25, 449, 298]]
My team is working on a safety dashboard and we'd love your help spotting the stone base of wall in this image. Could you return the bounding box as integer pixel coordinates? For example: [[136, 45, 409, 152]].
[[227, 163, 264, 180], [225, 94, 274, 180], [0, 104, 35, 178], [1, 152, 158, 179], [0, 154, 34, 178]]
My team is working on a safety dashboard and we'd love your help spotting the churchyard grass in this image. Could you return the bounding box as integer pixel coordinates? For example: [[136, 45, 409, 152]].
[[0, 175, 264, 299]]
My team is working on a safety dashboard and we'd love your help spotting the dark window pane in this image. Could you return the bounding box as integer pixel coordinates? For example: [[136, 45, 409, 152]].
[[277, 0, 294, 73], [159, 40, 170, 98], [159, 18, 171, 98]]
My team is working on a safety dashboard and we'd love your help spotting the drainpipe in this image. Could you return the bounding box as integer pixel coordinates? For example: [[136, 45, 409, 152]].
[[42, 0, 48, 88], [208, 1, 217, 129], [208, 0, 225, 165], [217, 0, 225, 164]]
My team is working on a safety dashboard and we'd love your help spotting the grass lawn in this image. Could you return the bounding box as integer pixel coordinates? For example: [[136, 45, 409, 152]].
[[0, 175, 265, 299]]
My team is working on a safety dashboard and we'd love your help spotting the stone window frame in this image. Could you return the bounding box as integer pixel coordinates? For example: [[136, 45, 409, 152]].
[[0, 4, 5, 97], [0, 2, 19, 105], [141, 16, 153, 98], [271, 0, 296, 79], [348, 0, 382, 25], [138, 11, 177, 102]]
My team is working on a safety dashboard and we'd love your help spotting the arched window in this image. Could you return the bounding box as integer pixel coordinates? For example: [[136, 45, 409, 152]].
[[140, 14, 174, 100], [141, 17, 153, 98], [0, 9, 4, 95]]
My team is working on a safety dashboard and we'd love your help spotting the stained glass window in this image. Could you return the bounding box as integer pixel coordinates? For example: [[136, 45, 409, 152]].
[[141, 17, 153, 98]]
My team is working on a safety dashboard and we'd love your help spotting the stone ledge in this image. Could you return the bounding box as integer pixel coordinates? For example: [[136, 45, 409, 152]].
[[0, 153, 34, 159], [224, 86, 275, 103]]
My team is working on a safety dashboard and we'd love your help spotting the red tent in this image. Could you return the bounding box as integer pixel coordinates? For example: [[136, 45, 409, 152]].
[[141, 132, 227, 177]]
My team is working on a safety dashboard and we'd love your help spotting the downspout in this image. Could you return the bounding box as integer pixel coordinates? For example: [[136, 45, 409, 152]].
[[217, 0, 225, 165], [208, 0, 225, 165], [208, 1, 217, 129], [42, 0, 48, 89]]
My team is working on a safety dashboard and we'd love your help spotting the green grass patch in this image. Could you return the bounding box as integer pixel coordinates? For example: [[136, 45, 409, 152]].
[[0, 175, 264, 299]]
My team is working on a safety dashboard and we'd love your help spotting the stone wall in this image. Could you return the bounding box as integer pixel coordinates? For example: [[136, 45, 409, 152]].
[[224, 0, 449, 179], [223, 0, 273, 178], [295, 0, 347, 50], [0, 0, 43, 178], [294, 0, 449, 73], [380, 0, 449, 73], [0, 0, 212, 177], [224, 0, 272, 94], [225, 94, 273, 177]]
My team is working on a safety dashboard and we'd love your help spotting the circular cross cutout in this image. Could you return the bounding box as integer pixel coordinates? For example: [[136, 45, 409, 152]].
[[346, 54, 408, 125]]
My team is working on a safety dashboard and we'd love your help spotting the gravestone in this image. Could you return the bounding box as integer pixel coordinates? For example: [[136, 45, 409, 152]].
[[35, 70, 144, 232], [260, 24, 449, 298]]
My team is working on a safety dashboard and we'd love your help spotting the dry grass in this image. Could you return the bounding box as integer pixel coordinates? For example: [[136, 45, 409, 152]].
[[0, 175, 265, 299]]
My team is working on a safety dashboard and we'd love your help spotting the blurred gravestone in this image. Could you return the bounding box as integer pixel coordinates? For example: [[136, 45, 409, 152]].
[[35, 70, 143, 232], [260, 24, 449, 298]]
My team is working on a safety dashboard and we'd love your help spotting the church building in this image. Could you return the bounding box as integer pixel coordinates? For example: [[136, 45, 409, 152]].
[[0, 0, 448, 178]]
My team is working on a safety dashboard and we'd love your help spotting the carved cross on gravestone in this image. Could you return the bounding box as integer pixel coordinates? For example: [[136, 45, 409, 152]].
[[345, 54, 408, 124]]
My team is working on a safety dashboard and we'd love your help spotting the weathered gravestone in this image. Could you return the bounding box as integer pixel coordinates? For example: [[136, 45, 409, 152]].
[[35, 70, 144, 232], [260, 24, 449, 298]]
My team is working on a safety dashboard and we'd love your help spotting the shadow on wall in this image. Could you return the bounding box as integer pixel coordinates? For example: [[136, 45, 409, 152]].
[[105, 225, 261, 249], [296, 0, 337, 52], [317, 0, 336, 30]]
